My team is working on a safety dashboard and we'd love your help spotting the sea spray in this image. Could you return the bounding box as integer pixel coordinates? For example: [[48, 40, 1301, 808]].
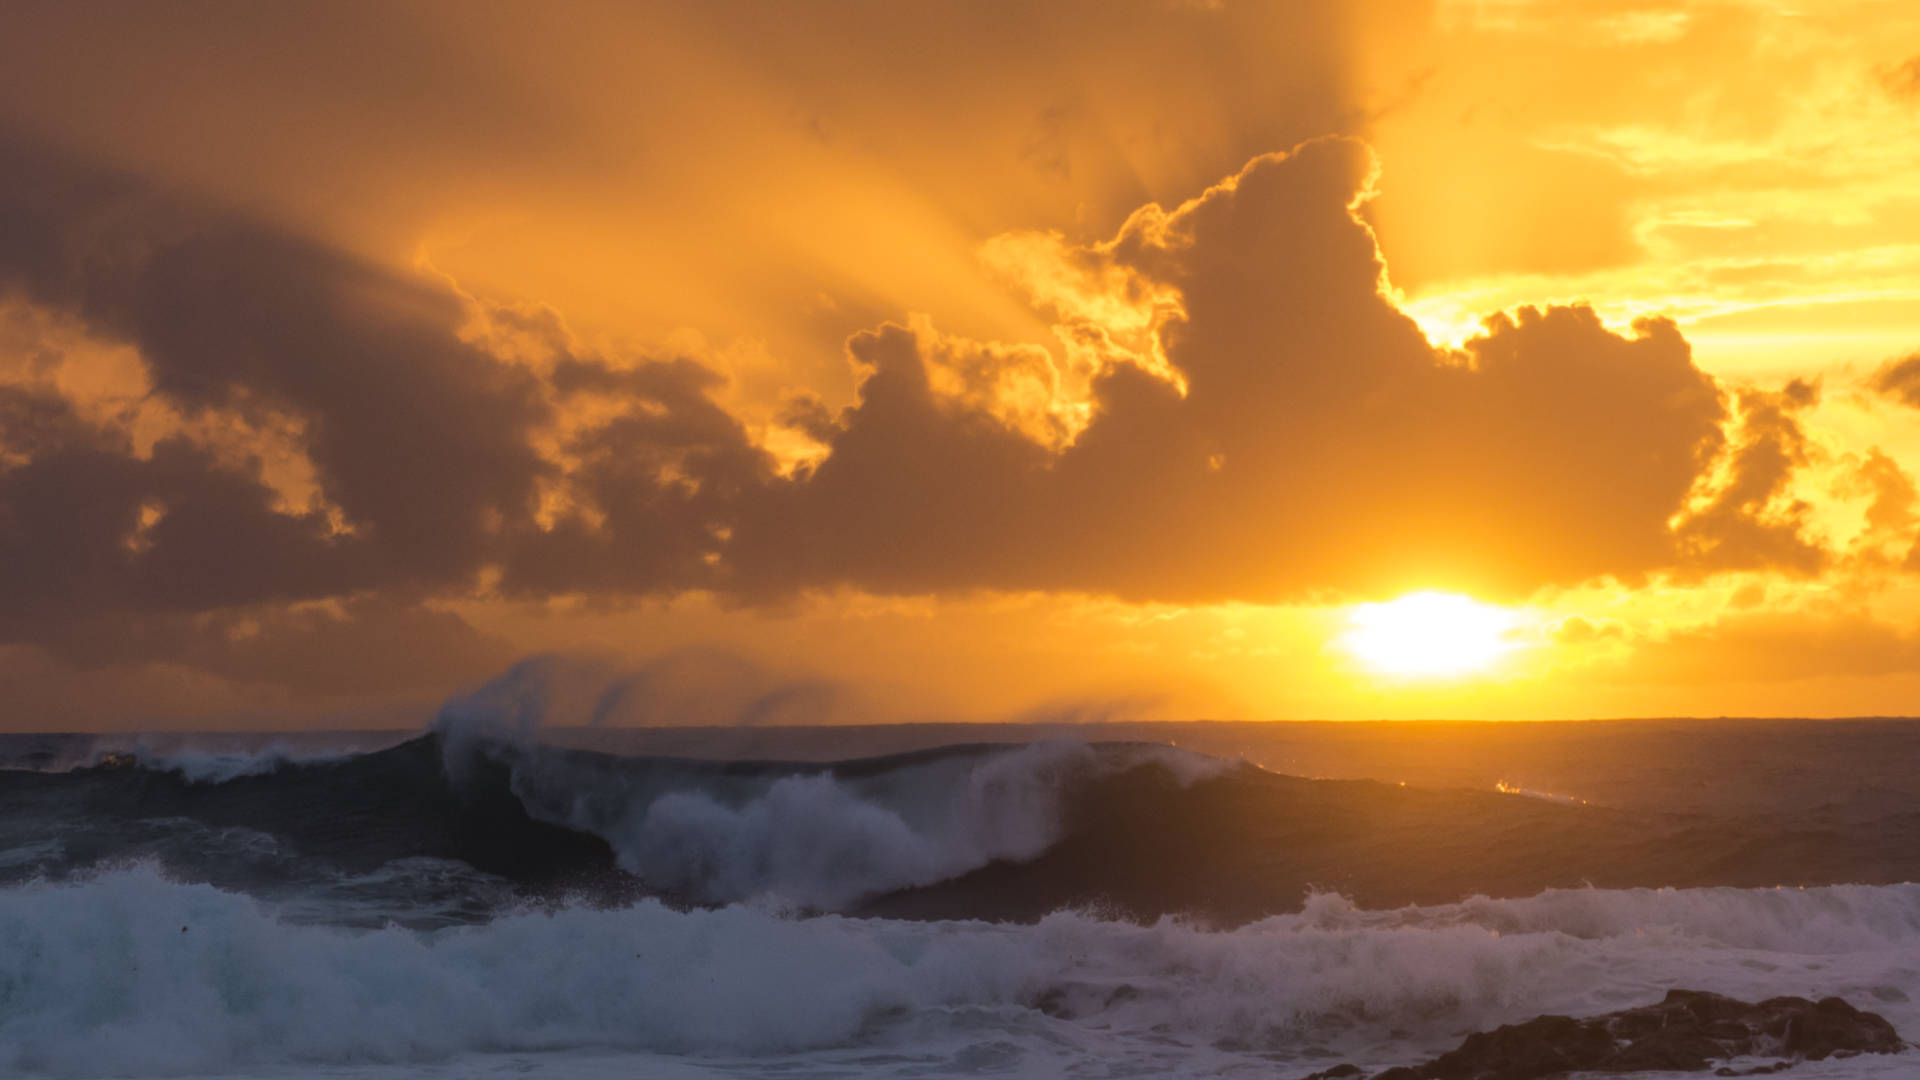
[[4, 868, 1918, 1077], [484, 737, 1224, 909], [430, 660, 1227, 908]]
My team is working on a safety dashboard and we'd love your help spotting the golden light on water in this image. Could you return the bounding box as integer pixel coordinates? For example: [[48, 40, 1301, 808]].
[[1339, 591, 1522, 679]]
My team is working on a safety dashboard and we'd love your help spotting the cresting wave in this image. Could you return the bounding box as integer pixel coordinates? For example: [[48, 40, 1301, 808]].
[[462, 733, 1228, 910], [11, 720, 1920, 925], [423, 658, 1221, 908], [0, 727, 1231, 917], [6, 712, 1920, 1078], [2, 868, 1917, 1077]]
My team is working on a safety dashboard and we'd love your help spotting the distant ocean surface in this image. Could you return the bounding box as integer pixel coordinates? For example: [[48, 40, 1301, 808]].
[[4, 716, 1919, 1078]]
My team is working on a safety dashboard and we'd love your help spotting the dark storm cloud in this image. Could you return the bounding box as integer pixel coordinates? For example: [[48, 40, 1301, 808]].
[[733, 138, 1758, 601], [500, 353, 779, 596], [0, 383, 508, 698], [0, 131, 766, 698], [0, 385, 366, 622], [0, 132, 1844, 704], [0, 130, 775, 616], [0, 131, 557, 587]]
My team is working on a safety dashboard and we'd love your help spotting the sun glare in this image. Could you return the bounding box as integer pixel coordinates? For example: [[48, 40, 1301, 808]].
[[1338, 591, 1521, 678]]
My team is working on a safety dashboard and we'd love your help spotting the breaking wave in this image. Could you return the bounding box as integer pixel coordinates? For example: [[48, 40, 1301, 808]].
[[0, 726, 1230, 916], [3, 868, 1916, 1077]]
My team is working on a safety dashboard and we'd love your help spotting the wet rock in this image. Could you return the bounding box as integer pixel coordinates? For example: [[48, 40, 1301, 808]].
[[1297, 989, 1905, 1080]]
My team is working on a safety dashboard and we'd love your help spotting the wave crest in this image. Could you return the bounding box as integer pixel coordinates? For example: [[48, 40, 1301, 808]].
[[491, 738, 1223, 909]]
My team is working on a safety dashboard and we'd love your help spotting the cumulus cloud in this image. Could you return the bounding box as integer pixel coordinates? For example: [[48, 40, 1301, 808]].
[[1836, 448, 1920, 568], [0, 131, 549, 597], [0, 130, 1849, 702], [0, 130, 780, 605], [735, 138, 1756, 601], [1671, 379, 1826, 577], [0, 383, 367, 623], [0, 131, 768, 702]]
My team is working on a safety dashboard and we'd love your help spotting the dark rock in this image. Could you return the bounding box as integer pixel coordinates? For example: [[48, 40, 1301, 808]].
[[1320, 989, 1905, 1080], [1421, 1013, 1618, 1078], [1782, 996, 1897, 1060]]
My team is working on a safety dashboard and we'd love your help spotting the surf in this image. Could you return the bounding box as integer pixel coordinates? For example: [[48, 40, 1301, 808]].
[[4, 867, 1917, 1077]]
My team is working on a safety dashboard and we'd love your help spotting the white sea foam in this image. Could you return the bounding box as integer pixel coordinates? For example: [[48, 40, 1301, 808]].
[[560, 734, 1175, 903], [515, 739, 1224, 909], [3, 868, 1916, 1078], [430, 657, 1229, 909]]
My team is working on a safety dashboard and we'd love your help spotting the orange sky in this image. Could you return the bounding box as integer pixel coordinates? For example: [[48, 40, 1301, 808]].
[[1, 0, 1918, 729]]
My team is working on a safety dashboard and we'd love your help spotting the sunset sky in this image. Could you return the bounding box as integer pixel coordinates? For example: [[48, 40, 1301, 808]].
[[3, 0, 1919, 728]]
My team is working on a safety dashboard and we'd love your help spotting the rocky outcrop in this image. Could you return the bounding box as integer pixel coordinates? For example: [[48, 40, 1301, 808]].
[[1301, 989, 1908, 1080]]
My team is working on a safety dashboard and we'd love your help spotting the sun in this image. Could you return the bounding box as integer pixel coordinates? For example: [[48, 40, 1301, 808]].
[[1338, 591, 1521, 678]]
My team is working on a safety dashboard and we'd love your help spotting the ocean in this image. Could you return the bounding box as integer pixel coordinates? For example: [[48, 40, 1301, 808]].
[[2, 714, 1918, 1078]]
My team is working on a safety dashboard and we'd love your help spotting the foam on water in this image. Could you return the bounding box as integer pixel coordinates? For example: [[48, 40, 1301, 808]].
[[487, 737, 1227, 910], [428, 661, 1232, 910], [3, 867, 1915, 1078], [582, 741, 1099, 909]]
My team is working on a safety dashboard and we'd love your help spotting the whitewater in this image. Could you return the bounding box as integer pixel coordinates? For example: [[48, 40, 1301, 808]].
[[3, 871, 1917, 1077], [4, 702, 1919, 1077]]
